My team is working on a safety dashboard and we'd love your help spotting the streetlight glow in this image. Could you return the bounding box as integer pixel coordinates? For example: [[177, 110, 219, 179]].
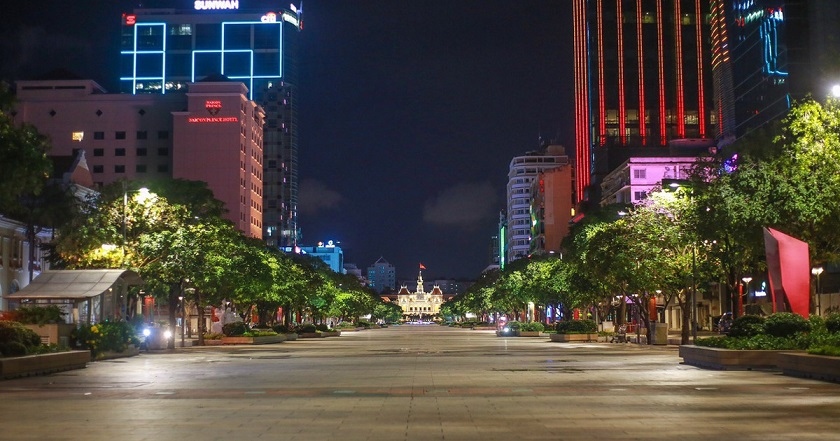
[[812, 267, 824, 316], [832, 84, 840, 98]]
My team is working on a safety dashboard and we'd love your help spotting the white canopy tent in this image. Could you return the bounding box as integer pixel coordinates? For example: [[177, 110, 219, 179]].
[[6, 270, 143, 324]]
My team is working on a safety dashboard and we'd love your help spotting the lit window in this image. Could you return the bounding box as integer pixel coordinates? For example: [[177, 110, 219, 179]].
[[72, 132, 84, 142]]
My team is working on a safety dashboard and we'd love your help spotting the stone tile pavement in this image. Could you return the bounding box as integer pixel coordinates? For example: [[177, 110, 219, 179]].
[[1, 326, 838, 440]]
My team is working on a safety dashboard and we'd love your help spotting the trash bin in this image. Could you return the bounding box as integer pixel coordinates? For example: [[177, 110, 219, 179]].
[[651, 322, 669, 345]]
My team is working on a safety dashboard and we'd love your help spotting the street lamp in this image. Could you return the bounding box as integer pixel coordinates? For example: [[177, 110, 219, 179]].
[[812, 267, 824, 316], [740, 276, 753, 316], [122, 184, 151, 266], [832, 84, 840, 98]]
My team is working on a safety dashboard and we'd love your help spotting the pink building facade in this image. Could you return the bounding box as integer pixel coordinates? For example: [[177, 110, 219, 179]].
[[13, 78, 264, 238]]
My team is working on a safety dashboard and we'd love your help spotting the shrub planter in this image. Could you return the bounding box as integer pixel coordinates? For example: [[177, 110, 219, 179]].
[[517, 331, 543, 337], [778, 353, 840, 383], [550, 333, 594, 342], [472, 326, 496, 330], [200, 339, 224, 346], [221, 335, 286, 345], [679, 345, 801, 370], [0, 350, 90, 379], [298, 332, 324, 338], [321, 331, 341, 337], [283, 333, 298, 341]]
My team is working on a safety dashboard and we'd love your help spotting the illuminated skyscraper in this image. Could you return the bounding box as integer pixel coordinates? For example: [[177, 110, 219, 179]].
[[119, 3, 302, 247], [711, 1, 840, 141], [572, 0, 715, 204]]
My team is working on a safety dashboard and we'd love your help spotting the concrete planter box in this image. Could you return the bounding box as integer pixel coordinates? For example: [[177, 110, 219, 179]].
[[283, 333, 298, 341], [1, 350, 90, 379], [23, 323, 75, 346], [472, 326, 496, 330], [196, 339, 224, 346], [96, 346, 140, 360], [221, 335, 286, 345], [550, 333, 595, 342], [679, 345, 801, 370], [298, 332, 325, 338], [517, 331, 544, 337], [321, 331, 341, 337], [778, 352, 840, 383]]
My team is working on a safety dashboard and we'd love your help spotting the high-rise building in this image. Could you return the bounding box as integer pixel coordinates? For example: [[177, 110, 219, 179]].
[[506, 145, 568, 263], [367, 257, 396, 294], [13, 77, 266, 238], [711, 1, 840, 141], [118, 3, 302, 246], [529, 162, 574, 256], [573, 0, 715, 204]]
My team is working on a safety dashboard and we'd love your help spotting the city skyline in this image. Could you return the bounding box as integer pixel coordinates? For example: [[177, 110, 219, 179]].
[[0, 0, 574, 279]]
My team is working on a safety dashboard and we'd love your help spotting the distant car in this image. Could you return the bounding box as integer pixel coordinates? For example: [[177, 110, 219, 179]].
[[496, 322, 519, 337], [717, 312, 733, 334]]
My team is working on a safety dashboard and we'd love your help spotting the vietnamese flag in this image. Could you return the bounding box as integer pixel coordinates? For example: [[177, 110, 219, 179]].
[[419, 263, 427, 270]]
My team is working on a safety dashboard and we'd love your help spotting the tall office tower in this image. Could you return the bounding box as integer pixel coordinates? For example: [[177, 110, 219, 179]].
[[367, 257, 396, 294], [572, 0, 715, 204], [710, 1, 840, 141], [119, 3, 302, 246], [506, 145, 568, 263], [529, 161, 574, 256]]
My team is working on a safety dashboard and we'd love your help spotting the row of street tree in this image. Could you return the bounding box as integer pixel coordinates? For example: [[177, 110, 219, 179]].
[[444, 97, 840, 344], [50, 179, 402, 347]]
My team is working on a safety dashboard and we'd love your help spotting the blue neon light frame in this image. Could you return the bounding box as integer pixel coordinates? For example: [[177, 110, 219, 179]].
[[121, 19, 284, 99]]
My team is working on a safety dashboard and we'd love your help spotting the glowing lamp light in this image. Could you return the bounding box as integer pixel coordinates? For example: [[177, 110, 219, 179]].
[[832, 85, 840, 98]]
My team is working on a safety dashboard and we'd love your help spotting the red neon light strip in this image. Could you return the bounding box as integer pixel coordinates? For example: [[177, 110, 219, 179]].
[[636, 0, 646, 144], [656, 1, 666, 145], [616, 0, 626, 144], [674, 0, 685, 138], [597, 1, 606, 146], [573, 0, 589, 202], [695, 0, 706, 137]]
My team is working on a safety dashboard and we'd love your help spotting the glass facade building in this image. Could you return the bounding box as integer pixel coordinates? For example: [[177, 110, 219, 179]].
[[119, 4, 302, 247], [572, 0, 715, 204]]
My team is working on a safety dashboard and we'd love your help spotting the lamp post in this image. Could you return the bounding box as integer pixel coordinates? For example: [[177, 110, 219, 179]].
[[812, 267, 824, 316], [740, 277, 752, 316]]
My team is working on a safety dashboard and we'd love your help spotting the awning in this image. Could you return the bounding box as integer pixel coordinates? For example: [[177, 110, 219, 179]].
[[6, 269, 143, 300]]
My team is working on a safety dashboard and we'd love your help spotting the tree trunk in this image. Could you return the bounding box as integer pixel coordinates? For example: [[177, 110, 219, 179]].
[[196, 290, 205, 346], [680, 299, 692, 345], [167, 284, 178, 350]]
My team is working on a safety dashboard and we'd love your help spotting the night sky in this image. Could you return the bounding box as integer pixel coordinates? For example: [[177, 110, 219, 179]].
[[0, 1, 573, 281]]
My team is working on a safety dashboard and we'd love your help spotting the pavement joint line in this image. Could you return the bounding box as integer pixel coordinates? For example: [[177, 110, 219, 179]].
[[694, 387, 718, 391], [333, 390, 356, 394], [155, 391, 176, 395]]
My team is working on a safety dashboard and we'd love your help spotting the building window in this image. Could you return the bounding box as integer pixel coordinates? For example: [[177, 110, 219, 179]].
[[137, 147, 147, 156], [157, 164, 169, 173], [158, 131, 169, 139], [115, 165, 125, 173], [116, 131, 126, 140], [93, 131, 105, 140], [137, 131, 148, 140], [634, 191, 648, 201], [71, 131, 84, 142], [136, 164, 147, 173], [115, 148, 126, 156], [93, 148, 104, 157], [633, 169, 646, 179], [93, 165, 104, 173], [157, 147, 169, 156]]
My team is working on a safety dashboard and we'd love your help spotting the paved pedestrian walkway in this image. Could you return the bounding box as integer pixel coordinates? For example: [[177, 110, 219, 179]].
[[1, 325, 838, 440]]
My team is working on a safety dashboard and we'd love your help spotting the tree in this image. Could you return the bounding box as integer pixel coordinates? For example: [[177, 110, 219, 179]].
[[0, 82, 52, 213]]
